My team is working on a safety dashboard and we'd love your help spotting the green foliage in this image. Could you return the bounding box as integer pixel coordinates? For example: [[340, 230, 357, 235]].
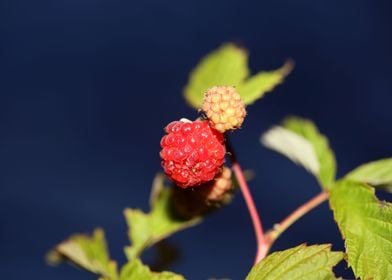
[[47, 228, 186, 280], [184, 43, 249, 108], [261, 116, 336, 189], [329, 180, 392, 280], [283, 117, 336, 187], [345, 158, 392, 192], [120, 259, 184, 280], [49, 43, 392, 280], [47, 175, 193, 280], [246, 244, 343, 280], [183, 43, 292, 108], [237, 60, 293, 105], [124, 174, 201, 260], [47, 228, 118, 280]]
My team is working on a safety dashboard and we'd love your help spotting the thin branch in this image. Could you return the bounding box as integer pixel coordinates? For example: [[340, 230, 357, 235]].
[[226, 138, 268, 263], [265, 191, 329, 252]]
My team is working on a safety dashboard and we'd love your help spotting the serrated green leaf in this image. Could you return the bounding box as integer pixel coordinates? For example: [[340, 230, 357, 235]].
[[261, 117, 336, 189], [329, 180, 392, 280], [124, 174, 201, 260], [246, 244, 343, 280], [345, 158, 392, 193], [238, 60, 293, 105], [120, 259, 184, 280], [184, 43, 249, 108], [47, 228, 118, 280]]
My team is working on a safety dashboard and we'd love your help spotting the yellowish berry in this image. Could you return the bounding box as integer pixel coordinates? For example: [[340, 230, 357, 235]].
[[201, 166, 233, 203], [202, 86, 246, 133]]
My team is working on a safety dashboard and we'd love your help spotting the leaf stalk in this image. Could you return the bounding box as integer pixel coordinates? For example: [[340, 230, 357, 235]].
[[264, 191, 329, 254]]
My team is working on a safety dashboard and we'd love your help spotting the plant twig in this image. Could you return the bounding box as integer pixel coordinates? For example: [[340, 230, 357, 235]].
[[226, 138, 268, 263], [264, 191, 329, 253]]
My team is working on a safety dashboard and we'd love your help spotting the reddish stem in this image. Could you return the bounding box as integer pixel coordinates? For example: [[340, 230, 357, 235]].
[[226, 139, 267, 263], [264, 191, 329, 253], [232, 163, 268, 263], [225, 139, 329, 264]]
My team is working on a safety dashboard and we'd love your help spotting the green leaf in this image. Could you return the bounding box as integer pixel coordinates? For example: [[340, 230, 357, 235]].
[[183, 43, 292, 109], [345, 158, 392, 192], [261, 126, 320, 176], [237, 60, 293, 105], [120, 259, 184, 280], [124, 174, 201, 260], [261, 117, 336, 188], [47, 228, 118, 280], [329, 180, 392, 280], [246, 244, 343, 280], [184, 43, 249, 108]]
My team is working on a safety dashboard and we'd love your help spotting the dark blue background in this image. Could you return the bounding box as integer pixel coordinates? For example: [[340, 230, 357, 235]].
[[1, 1, 391, 279]]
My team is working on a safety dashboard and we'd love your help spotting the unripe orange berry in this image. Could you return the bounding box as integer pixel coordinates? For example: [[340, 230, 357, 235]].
[[202, 86, 246, 133], [199, 166, 233, 204]]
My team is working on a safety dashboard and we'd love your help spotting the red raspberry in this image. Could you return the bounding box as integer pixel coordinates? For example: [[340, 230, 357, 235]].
[[160, 119, 226, 188]]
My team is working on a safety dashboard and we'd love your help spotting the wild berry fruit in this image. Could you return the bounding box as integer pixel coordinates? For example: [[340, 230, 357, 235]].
[[199, 166, 233, 204], [201, 86, 246, 133], [160, 119, 226, 188]]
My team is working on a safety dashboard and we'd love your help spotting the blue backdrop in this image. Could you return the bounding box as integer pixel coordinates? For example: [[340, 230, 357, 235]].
[[1, 1, 391, 279]]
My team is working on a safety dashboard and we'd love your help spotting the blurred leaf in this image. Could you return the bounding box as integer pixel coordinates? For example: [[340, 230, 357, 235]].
[[124, 174, 201, 260], [246, 244, 343, 280], [238, 60, 293, 105], [47, 228, 118, 280], [329, 180, 392, 280], [345, 158, 392, 192], [149, 173, 166, 208], [184, 43, 292, 109], [283, 117, 336, 187], [261, 117, 336, 188], [120, 259, 184, 280], [184, 43, 249, 108], [261, 126, 320, 176]]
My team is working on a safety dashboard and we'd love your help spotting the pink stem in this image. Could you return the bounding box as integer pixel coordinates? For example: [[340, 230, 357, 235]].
[[232, 163, 268, 263], [264, 191, 329, 252], [226, 138, 267, 263]]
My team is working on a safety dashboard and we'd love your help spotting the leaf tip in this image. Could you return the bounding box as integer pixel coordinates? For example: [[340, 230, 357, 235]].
[[281, 58, 295, 76]]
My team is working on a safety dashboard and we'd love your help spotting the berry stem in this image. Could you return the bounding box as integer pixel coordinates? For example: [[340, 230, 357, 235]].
[[226, 138, 268, 264], [264, 191, 329, 253]]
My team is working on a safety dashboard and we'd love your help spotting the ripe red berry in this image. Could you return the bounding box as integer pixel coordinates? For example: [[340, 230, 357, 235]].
[[160, 119, 226, 188]]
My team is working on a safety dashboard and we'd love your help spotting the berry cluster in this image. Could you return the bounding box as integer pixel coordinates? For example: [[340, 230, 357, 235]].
[[160, 86, 246, 206]]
